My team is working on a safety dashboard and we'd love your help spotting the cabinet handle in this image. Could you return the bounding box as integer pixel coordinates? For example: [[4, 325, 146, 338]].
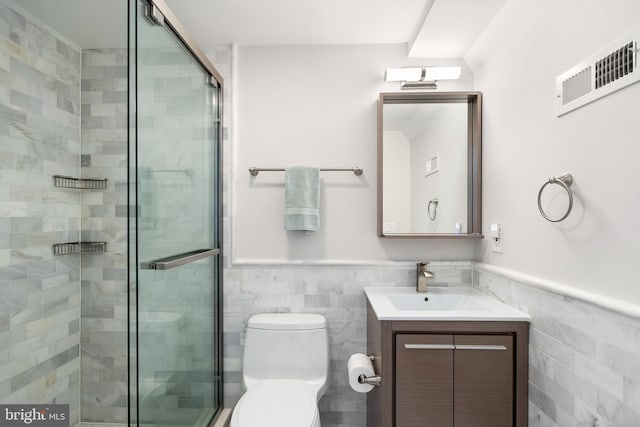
[[455, 345, 507, 351], [404, 344, 456, 350], [403, 344, 507, 351]]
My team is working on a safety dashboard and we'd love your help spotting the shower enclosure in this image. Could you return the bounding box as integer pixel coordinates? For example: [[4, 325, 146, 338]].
[[0, 0, 223, 426], [129, 1, 223, 426]]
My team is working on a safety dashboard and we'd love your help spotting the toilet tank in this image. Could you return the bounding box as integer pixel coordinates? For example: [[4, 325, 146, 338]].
[[242, 313, 329, 393]]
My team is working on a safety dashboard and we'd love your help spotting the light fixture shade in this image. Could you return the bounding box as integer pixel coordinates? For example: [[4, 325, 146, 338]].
[[385, 67, 423, 82], [423, 66, 461, 81], [384, 66, 461, 82]]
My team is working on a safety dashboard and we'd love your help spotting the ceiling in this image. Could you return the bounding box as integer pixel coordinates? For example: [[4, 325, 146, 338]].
[[409, 0, 507, 58], [163, 0, 426, 46], [16, 0, 507, 59]]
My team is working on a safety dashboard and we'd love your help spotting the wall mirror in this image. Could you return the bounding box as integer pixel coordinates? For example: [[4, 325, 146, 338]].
[[377, 92, 482, 238]]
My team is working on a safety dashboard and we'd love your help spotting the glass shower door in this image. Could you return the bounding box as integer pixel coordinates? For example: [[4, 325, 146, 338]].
[[130, 1, 222, 425]]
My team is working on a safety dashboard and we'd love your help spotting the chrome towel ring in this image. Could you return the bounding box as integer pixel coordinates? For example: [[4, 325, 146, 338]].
[[537, 173, 574, 222], [428, 198, 438, 221]]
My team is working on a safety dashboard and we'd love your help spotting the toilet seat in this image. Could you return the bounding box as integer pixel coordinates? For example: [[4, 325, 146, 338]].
[[230, 380, 320, 427]]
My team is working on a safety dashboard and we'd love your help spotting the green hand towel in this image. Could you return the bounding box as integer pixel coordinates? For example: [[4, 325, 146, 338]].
[[285, 166, 320, 231]]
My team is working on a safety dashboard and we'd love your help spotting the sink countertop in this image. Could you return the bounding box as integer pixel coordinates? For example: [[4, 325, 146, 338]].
[[364, 286, 531, 322]]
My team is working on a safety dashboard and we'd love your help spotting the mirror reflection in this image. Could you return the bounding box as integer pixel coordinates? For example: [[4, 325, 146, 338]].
[[378, 92, 482, 237]]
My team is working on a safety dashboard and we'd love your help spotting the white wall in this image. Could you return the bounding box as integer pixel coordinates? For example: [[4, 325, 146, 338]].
[[234, 44, 475, 262], [382, 130, 411, 232], [467, 0, 640, 304]]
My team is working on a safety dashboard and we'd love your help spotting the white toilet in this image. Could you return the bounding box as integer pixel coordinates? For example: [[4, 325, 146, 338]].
[[230, 313, 329, 427]]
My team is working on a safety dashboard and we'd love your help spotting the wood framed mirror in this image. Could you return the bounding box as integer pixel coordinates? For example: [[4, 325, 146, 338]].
[[377, 92, 482, 238]]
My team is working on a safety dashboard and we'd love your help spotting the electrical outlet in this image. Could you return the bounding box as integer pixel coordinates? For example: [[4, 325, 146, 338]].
[[490, 223, 503, 253]]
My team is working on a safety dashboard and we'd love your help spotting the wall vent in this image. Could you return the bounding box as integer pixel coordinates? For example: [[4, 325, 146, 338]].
[[562, 66, 591, 104], [556, 26, 640, 117]]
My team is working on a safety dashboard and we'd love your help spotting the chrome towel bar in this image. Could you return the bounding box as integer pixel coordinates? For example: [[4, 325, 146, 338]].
[[249, 167, 363, 176]]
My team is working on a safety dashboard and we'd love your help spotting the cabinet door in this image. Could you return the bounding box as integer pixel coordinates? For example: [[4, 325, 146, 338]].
[[395, 334, 454, 427], [454, 335, 514, 427]]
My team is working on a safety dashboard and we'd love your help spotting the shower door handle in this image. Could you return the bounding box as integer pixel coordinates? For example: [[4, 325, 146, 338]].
[[140, 248, 219, 270]]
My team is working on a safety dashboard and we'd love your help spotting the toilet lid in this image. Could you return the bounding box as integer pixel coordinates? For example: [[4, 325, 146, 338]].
[[232, 380, 319, 427]]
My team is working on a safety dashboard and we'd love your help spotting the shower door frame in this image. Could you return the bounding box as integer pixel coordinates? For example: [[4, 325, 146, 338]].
[[128, 0, 224, 425], [144, 0, 224, 85]]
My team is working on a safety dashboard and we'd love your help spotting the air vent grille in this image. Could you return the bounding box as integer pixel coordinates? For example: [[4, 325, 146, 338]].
[[595, 42, 635, 89], [556, 26, 640, 116], [562, 66, 591, 104]]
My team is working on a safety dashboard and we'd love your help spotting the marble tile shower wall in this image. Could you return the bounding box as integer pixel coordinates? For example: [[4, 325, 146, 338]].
[[0, 1, 81, 425], [79, 48, 128, 424], [223, 262, 473, 427], [474, 268, 640, 426]]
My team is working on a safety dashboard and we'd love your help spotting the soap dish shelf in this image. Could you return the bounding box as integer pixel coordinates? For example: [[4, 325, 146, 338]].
[[53, 242, 107, 256], [53, 175, 107, 190]]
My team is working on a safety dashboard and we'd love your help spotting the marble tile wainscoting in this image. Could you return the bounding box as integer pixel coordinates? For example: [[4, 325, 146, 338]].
[[473, 264, 640, 427], [222, 262, 473, 427], [224, 261, 640, 427]]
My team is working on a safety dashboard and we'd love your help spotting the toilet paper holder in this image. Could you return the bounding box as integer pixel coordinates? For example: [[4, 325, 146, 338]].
[[357, 374, 381, 387], [357, 355, 381, 387]]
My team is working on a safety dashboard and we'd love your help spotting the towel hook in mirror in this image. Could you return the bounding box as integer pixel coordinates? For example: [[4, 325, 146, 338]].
[[428, 198, 439, 221]]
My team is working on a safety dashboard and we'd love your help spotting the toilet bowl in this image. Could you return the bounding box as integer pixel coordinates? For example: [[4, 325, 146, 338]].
[[230, 313, 329, 427], [231, 380, 320, 427]]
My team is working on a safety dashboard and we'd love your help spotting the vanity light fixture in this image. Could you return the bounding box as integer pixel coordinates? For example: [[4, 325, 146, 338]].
[[384, 66, 461, 89]]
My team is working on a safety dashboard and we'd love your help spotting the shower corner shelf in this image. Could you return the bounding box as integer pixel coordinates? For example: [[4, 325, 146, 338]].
[[53, 242, 107, 256], [53, 175, 107, 190]]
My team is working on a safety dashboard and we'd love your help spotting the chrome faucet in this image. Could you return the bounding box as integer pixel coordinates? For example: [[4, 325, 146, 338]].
[[416, 262, 434, 293]]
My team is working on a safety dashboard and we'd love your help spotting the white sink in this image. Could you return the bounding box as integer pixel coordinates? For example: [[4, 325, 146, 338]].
[[364, 286, 531, 321], [387, 291, 484, 311]]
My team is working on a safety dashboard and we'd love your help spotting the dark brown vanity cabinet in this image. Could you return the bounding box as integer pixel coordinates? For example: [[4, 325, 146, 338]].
[[396, 334, 514, 427], [367, 303, 528, 427]]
